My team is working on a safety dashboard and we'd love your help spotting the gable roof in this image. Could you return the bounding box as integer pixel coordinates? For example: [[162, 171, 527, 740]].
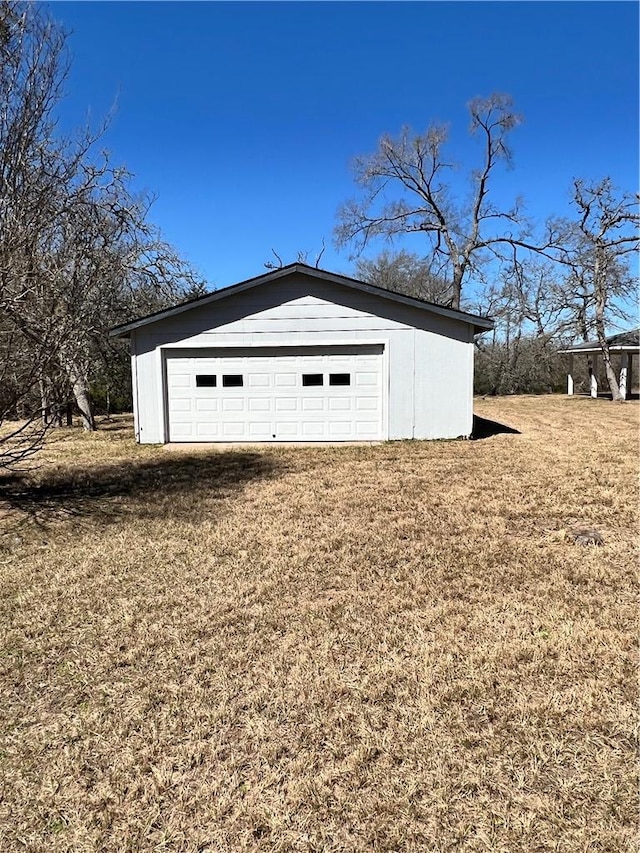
[[558, 328, 640, 354], [110, 263, 494, 337]]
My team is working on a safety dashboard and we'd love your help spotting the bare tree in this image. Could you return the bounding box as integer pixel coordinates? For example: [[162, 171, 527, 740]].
[[0, 1, 72, 462], [0, 2, 204, 466], [473, 181, 638, 399], [355, 249, 452, 304], [521, 180, 639, 400], [40, 161, 205, 430], [335, 94, 527, 309], [563, 180, 638, 400], [472, 258, 569, 395], [264, 241, 327, 270]]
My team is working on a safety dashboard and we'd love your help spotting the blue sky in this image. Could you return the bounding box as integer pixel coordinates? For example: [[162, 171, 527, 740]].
[[49, 1, 638, 291]]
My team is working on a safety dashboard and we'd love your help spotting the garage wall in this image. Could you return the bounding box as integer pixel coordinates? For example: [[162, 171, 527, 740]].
[[130, 272, 476, 443], [413, 322, 475, 439]]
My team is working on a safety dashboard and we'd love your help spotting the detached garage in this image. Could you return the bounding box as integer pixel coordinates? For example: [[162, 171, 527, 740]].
[[110, 264, 493, 443]]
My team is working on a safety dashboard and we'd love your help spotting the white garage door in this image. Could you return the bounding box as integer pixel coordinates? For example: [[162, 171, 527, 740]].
[[165, 345, 385, 442]]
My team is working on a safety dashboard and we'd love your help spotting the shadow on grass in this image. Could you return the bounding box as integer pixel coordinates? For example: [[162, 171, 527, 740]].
[[90, 418, 135, 434], [0, 451, 282, 530], [471, 414, 521, 441]]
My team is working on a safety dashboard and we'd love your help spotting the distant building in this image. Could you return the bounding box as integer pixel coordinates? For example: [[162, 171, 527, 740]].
[[559, 329, 639, 398]]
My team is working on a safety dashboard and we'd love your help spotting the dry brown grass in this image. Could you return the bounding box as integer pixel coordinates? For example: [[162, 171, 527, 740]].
[[0, 396, 637, 852]]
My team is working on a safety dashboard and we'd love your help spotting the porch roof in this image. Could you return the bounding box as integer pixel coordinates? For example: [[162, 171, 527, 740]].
[[558, 329, 639, 355]]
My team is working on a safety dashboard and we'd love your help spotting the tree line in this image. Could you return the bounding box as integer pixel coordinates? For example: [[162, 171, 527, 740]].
[[336, 95, 638, 400], [0, 2, 205, 466]]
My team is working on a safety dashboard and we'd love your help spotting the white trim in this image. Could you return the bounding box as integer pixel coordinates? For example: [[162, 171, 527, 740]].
[[559, 345, 639, 354], [567, 353, 574, 396], [411, 329, 416, 438], [129, 332, 141, 441], [590, 354, 598, 399], [157, 348, 168, 444], [619, 352, 630, 400], [131, 355, 140, 440], [381, 338, 390, 441]]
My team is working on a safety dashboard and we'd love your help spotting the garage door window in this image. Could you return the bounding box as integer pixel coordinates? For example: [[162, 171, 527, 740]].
[[196, 375, 217, 387], [329, 373, 351, 386], [222, 375, 244, 387], [302, 374, 324, 387]]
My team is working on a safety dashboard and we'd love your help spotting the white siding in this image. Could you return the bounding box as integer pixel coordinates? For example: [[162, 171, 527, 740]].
[[130, 272, 476, 443], [413, 322, 475, 439], [130, 333, 165, 444]]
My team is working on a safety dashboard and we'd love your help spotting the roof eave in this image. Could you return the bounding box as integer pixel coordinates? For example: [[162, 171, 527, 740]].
[[109, 265, 298, 338], [559, 345, 640, 354]]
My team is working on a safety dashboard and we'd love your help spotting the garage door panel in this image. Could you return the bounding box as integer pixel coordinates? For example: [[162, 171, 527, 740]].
[[275, 398, 298, 412], [302, 397, 325, 411], [355, 397, 378, 411], [355, 372, 379, 387], [192, 359, 218, 370], [329, 421, 351, 436], [196, 422, 220, 438], [302, 422, 325, 437], [274, 373, 296, 387], [169, 373, 191, 389], [356, 422, 380, 437], [275, 422, 298, 437], [171, 422, 194, 438], [249, 421, 271, 437], [249, 398, 271, 412], [248, 373, 271, 388], [195, 398, 219, 412], [329, 398, 352, 411], [166, 346, 384, 442], [222, 422, 245, 437]]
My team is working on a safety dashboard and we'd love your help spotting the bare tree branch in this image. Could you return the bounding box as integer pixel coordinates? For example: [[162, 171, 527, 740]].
[[335, 94, 527, 308], [0, 2, 204, 462]]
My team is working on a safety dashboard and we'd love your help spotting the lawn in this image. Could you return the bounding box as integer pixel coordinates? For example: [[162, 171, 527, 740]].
[[0, 396, 637, 852]]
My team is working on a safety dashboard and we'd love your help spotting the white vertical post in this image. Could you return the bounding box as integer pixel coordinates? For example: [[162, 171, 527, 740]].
[[619, 352, 630, 400], [567, 353, 574, 395], [590, 354, 598, 399]]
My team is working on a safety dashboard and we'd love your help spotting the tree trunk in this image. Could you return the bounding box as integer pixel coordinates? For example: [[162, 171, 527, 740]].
[[39, 379, 63, 426], [593, 250, 622, 401], [65, 360, 96, 430], [39, 379, 50, 427], [595, 331, 622, 401], [73, 378, 95, 430], [50, 401, 63, 428], [451, 267, 463, 310]]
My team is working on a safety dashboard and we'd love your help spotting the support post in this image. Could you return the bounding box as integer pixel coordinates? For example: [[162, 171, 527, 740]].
[[590, 354, 598, 399], [567, 353, 574, 395], [619, 353, 630, 400]]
